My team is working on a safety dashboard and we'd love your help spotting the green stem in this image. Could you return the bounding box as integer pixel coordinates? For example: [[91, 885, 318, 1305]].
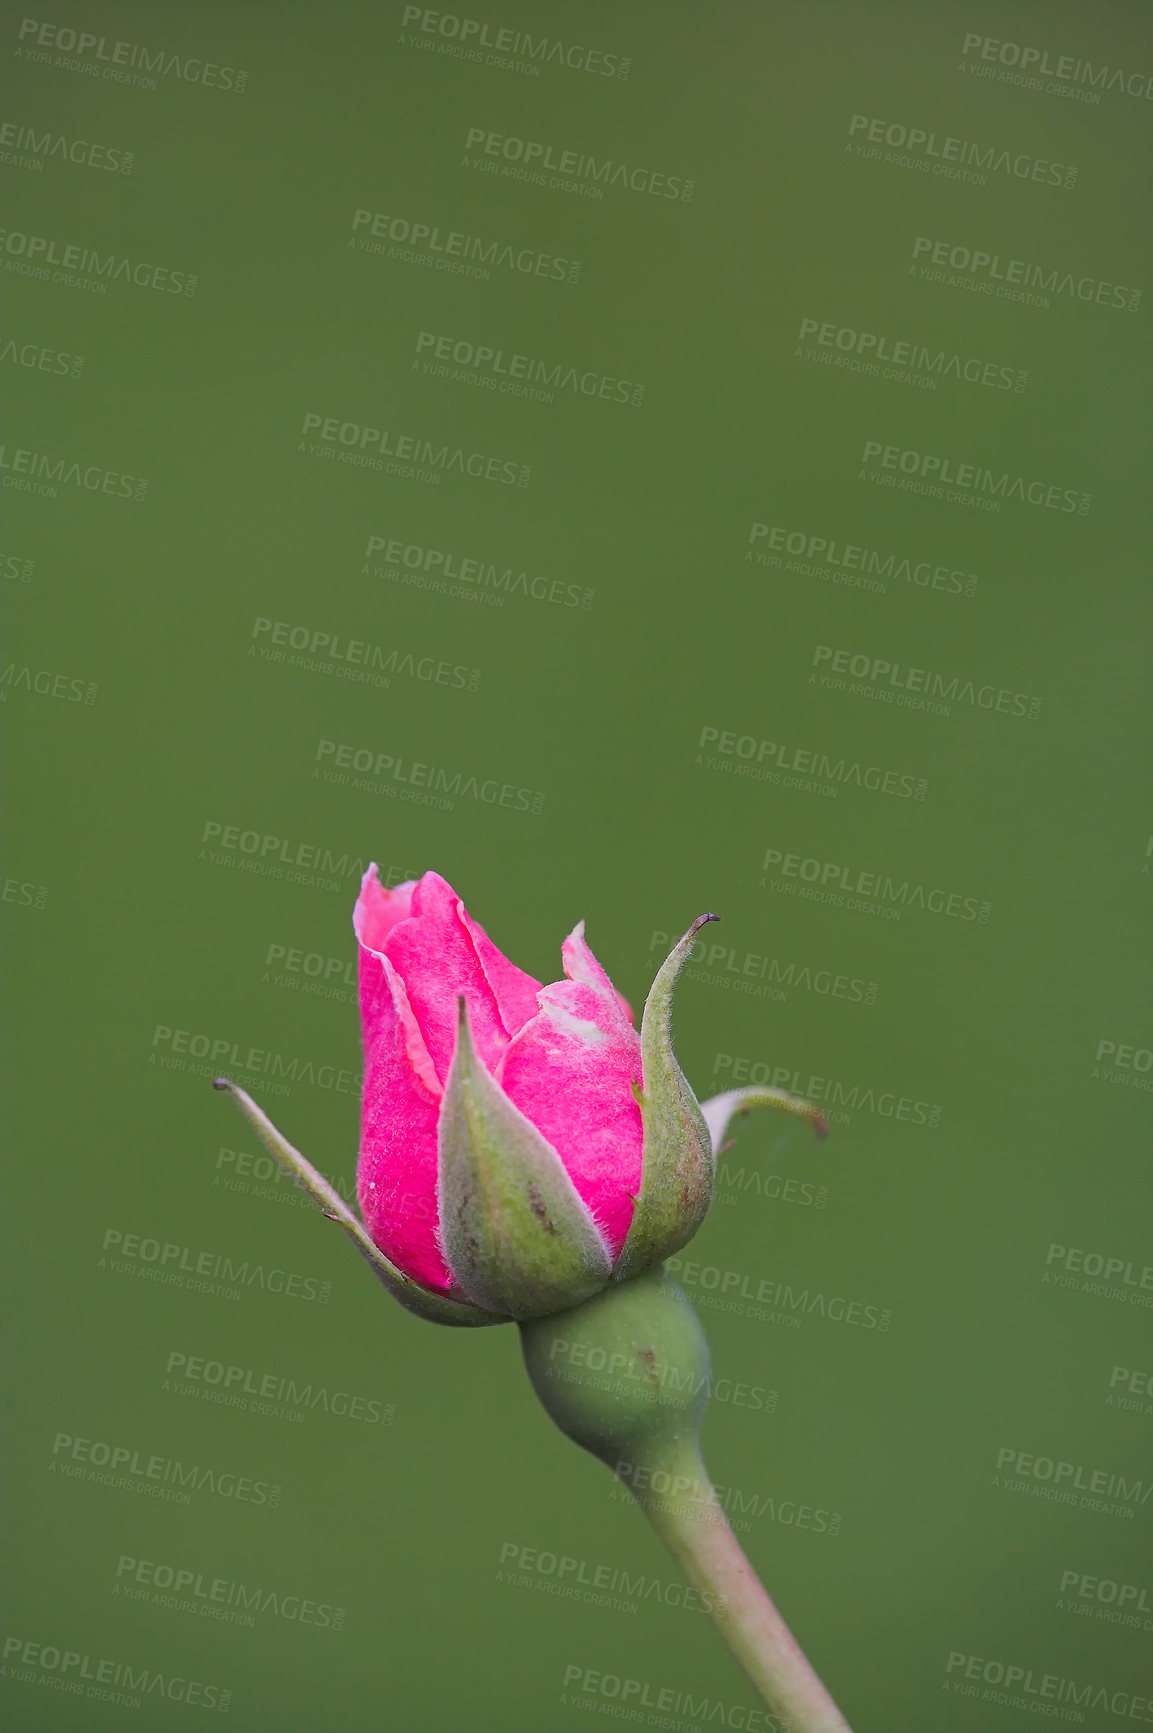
[[520, 1269, 852, 1732], [627, 1435, 852, 1733]]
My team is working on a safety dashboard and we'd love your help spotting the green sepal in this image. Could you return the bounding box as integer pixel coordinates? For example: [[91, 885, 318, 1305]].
[[436, 999, 613, 1321], [611, 914, 718, 1283], [698, 1086, 828, 1156], [212, 1078, 504, 1328]]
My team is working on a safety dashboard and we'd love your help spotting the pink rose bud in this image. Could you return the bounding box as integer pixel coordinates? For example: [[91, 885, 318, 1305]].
[[215, 869, 824, 1330], [212, 871, 846, 1731], [353, 867, 719, 1323]]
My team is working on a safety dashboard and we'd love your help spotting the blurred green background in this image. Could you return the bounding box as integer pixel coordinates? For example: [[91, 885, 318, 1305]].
[[2, 2, 1150, 1729]]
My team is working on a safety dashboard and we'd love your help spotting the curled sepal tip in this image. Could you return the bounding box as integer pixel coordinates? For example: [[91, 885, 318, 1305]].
[[698, 1086, 828, 1159], [211, 1078, 502, 1328], [436, 999, 613, 1321], [612, 914, 718, 1284]]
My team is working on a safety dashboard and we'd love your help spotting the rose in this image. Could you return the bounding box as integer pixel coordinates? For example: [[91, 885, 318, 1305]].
[[353, 866, 718, 1323], [211, 872, 847, 1730], [215, 866, 824, 1332]]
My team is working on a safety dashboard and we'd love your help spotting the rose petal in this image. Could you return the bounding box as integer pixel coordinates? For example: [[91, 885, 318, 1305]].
[[564, 919, 636, 1027], [354, 864, 416, 953], [354, 869, 546, 1298], [459, 904, 542, 1038], [497, 925, 643, 1257], [382, 872, 516, 1083], [355, 870, 439, 1100], [356, 946, 456, 1295], [561, 920, 616, 995]]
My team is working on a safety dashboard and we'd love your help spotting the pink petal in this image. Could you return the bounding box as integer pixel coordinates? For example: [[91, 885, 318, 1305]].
[[356, 946, 455, 1295], [371, 951, 442, 1102], [459, 903, 543, 1038], [564, 920, 636, 1027], [354, 864, 416, 953], [382, 872, 519, 1083], [497, 926, 643, 1257], [352, 867, 545, 1299], [355, 869, 439, 1100], [562, 920, 616, 995]]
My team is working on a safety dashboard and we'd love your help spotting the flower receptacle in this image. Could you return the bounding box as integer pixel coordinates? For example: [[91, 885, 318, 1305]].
[[519, 1263, 710, 1473]]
